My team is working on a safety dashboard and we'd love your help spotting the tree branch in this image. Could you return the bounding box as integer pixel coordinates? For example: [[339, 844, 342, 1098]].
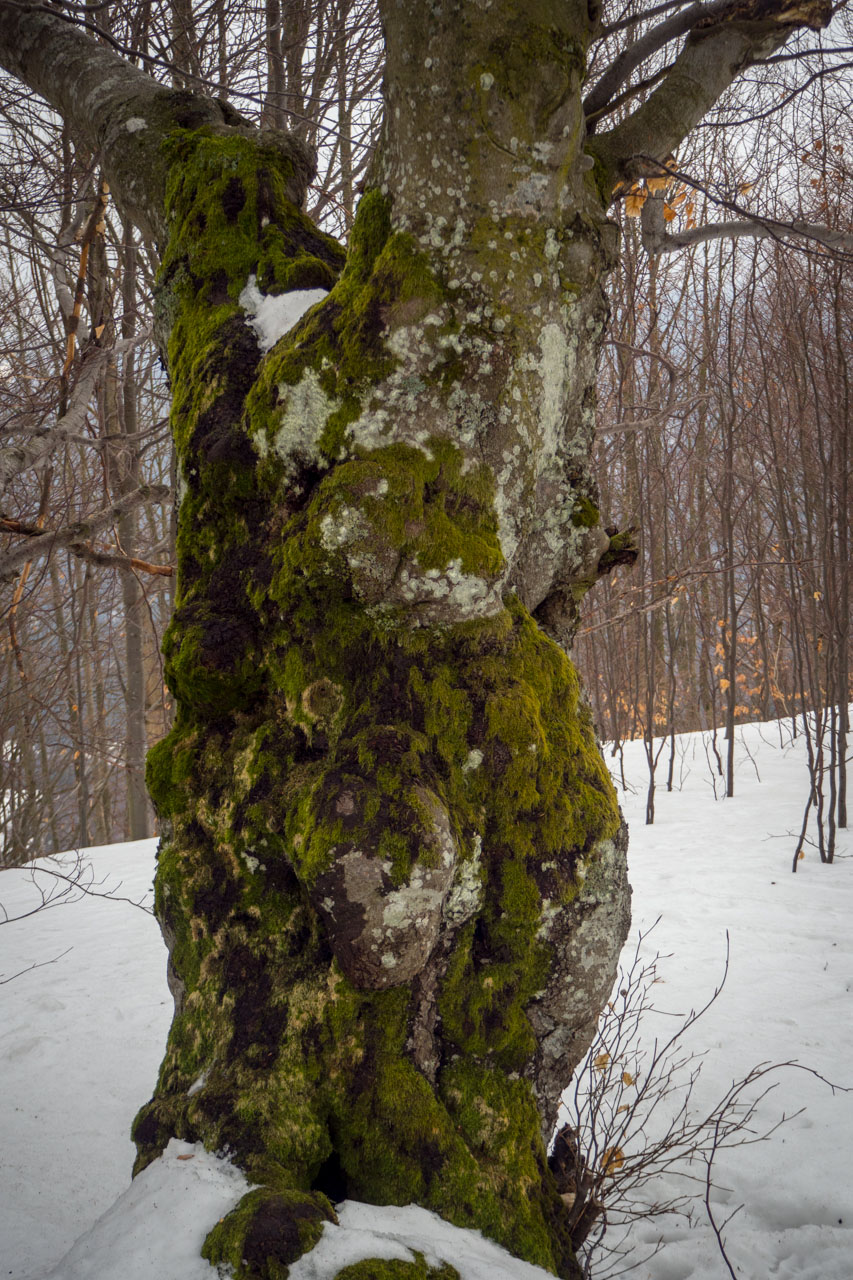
[[0, 483, 170, 581], [648, 213, 853, 256], [0, 516, 174, 576], [0, 1, 313, 239], [589, 0, 833, 190], [639, 177, 853, 259], [585, 0, 730, 128], [0, 335, 154, 499]]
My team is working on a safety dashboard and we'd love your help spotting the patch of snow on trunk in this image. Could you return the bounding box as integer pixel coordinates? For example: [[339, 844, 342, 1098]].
[[288, 1201, 555, 1280], [239, 274, 328, 352]]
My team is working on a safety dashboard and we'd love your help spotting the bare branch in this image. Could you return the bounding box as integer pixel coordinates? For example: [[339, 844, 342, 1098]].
[[590, 0, 833, 189], [638, 171, 853, 259], [1, 850, 154, 921], [585, 1, 725, 128], [0, 333, 153, 498], [0, 849, 153, 984], [0, 519, 174, 576], [597, 337, 710, 434], [0, 483, 170, 581], [559, 928, 850, 1275], [648, 213, 853, 255], [0, 0, 311, 239], [0, 948, 73, 985], [24, 858, 154, 914]]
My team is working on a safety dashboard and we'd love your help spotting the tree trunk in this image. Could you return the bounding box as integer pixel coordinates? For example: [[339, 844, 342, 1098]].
[[130, 9, 631, 1273], [117, 225, 154, 839]]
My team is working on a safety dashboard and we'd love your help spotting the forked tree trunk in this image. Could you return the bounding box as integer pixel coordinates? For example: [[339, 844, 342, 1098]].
[[0, 0, 832, 1274], [131, 10, 631, 1273]]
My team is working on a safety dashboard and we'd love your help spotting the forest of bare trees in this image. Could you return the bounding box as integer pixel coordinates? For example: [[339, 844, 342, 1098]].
[[1, 0, 850, 868], [575, 41, 852, 847], [1, 0, 382, 863]]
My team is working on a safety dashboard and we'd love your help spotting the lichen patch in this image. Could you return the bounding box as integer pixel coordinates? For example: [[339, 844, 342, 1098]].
[[261, 368, 338, 477]]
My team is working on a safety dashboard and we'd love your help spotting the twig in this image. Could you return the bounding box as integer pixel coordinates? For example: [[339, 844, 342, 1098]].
[[558, 927, 851, 1276], [0, 947, 73, 985], [704, 1154, 740, 1280], [0, 483, 171, 582], [0, 849, 153, 926]]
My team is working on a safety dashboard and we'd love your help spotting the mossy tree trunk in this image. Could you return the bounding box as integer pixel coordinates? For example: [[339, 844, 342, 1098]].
[[0, 0, 832, 1275]]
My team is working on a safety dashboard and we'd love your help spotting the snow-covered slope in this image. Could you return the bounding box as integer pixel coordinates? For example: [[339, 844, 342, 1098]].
[[1, 719, 851, 1279], [603, 724, 853, 1279]]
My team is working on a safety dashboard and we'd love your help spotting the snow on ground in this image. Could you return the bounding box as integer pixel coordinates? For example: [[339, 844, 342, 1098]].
[[608, 723, 853, 1280], [0, 717, 851, 1279], [0, 839, 169, 1278], [35, 1140, 251, 1280]]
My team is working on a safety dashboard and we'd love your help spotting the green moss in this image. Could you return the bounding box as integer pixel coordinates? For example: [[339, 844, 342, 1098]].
[[160, 129, 343, 306], [152, 127, 347, 725], [162, 620, 267, 714], [141, 581, 615, 1277], [244, 188, 445, 470], [598, 527, 640, 574], [408, 664, 471, 771], [268, 438, 504, 609], [202, 1187, 336, 1280], [571, 494, 600, 528], [289, 734, 440, 889], [160, 129, 344, 454], [479, 18, 585, 137], [333, 1257, 460, 1280], [145, 728, 200, 819], [345, 188, 393, 278]]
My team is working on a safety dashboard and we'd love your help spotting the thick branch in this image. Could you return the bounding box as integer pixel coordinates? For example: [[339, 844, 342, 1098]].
[[0, 515, 173, 576], [647, 215, 853, 256], [0, 1, 313, 239], [0, 335, 152, 499], [590, 0, 833, 188], [0, 483, 170, 580], [585, 0, 731, 127]]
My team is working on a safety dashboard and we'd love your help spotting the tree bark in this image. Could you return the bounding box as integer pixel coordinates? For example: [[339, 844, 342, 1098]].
[[0, 0, 833, 1274]]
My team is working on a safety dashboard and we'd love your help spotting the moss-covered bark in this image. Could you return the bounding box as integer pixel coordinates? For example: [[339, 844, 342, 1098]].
[[131, 6, 631, 1278]]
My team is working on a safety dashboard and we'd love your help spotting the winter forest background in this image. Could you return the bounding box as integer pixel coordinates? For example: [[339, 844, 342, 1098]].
[[1, 0, 850, 870], [2, 5, 852, 1280]]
